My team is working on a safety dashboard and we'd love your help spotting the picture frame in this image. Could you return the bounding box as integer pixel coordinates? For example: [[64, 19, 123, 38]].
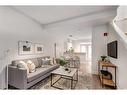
[[35, 44, 44, 54], [18, 41, 34, 55]]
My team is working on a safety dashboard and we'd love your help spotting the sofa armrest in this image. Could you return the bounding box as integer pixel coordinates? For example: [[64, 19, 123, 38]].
[[8, 66, 27, 89]]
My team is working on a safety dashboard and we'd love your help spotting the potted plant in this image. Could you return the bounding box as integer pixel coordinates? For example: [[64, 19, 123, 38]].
[[101, 55, 107, 61], [59, 56, 68, 71], [69, 47, 74, 53]]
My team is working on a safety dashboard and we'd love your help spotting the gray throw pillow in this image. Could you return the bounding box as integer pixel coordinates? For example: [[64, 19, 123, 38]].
[[42, 60, 50, 65], [37, 58, 43, 67]]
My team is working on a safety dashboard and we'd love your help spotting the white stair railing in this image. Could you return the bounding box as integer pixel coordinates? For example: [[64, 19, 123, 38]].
[[112, 6, 127, 49], [112, 14, 127, 49]]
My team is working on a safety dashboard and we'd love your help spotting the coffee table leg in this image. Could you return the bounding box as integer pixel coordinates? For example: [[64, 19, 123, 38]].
[[51, 74, 52, 86], [71, 77, 73, 89], [77, 70, 78, 81]]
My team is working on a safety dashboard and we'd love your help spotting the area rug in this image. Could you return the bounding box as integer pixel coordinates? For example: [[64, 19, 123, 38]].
[[29, 74, 92, 90]]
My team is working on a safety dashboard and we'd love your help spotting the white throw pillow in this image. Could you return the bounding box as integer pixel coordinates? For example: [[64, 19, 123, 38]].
[[18, 61, 29, 74], [45, 57, 50, 61], [27, 60, 36, 73], [49, 59, 54, 65]]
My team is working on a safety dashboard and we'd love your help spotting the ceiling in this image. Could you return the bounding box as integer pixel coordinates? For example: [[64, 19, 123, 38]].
[[13, 6, 118, 28]]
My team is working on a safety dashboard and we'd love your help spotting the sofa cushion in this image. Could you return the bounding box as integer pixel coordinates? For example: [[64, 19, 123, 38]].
[[27, 65, 59, 83], [29, 58, 39, 68], [27, 60, 36, 73]]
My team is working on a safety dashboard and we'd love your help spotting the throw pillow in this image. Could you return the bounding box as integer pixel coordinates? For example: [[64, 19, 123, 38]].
[[31, 58, 40, 68], [52, 58, 58, 65], [37, 58, 43, 67], [49, 58, 54, 65], [17, 61, 29, 74], [42, 58, 51, 65], [45, 57, 50, 60], [27, 60, 36, 73]]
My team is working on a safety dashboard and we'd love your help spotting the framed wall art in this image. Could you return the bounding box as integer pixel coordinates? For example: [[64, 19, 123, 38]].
[[18, 41, 34, 55], [35, 44, 44, 54]]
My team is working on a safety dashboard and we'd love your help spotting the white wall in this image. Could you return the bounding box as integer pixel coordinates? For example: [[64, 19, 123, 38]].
[[92, 24, 108, 74], [0, 7, 56, 57], [108, 24, 127, 89]]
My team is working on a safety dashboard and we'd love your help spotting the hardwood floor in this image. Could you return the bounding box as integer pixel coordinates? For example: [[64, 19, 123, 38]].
[[80, 62, 115, 89], [92, 74, 116, 89]]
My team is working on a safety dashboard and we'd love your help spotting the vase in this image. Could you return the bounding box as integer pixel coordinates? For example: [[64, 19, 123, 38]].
[[60, 66, 69, 71], [60, 66, 64, 69]]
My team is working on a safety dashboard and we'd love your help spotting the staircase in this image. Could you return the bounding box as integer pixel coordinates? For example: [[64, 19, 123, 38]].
[[112, 6, 127, 49]]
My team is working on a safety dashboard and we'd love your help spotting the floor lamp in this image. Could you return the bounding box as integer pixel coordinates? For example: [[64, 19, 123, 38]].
[[0, 49, 9, 89], [53, 43, 57, 64], [54, 43, 56, 58]]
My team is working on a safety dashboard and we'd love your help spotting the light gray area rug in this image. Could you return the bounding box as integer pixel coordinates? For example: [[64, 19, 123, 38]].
[[30, 74, 92, 90]]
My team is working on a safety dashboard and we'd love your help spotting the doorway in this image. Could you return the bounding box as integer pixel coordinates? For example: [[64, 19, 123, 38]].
[[80, 43, 92, 62]]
